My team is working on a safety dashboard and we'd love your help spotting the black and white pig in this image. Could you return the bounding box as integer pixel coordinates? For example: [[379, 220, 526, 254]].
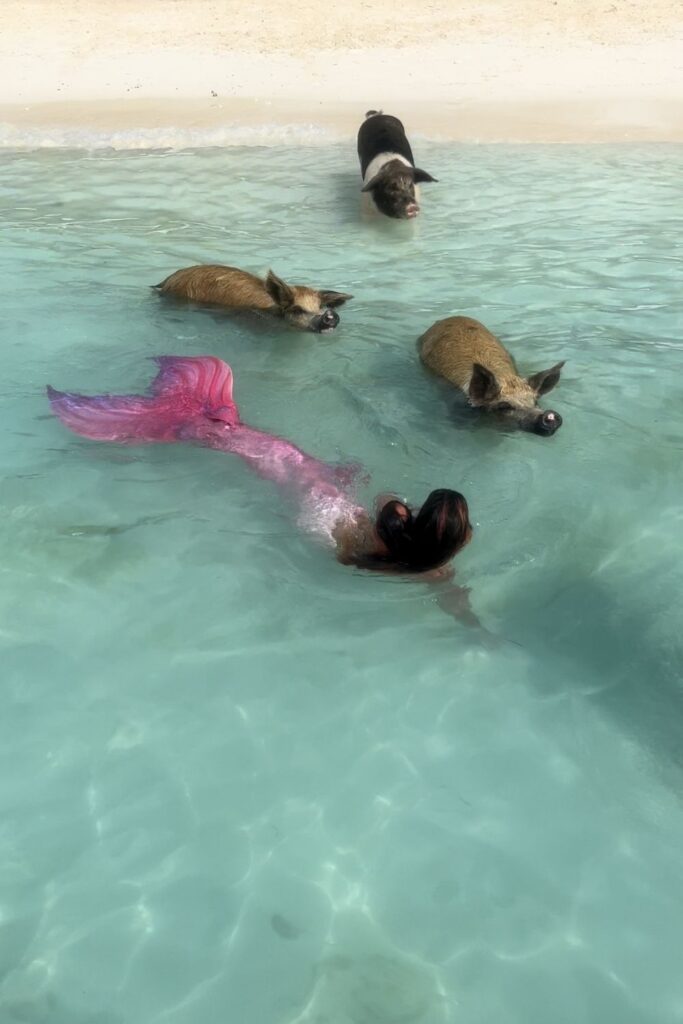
[[357, 110, 438, 220]]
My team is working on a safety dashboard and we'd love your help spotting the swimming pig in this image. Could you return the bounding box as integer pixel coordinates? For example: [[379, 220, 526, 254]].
[[357, 110, 438, 219], [154, 264, 352, 334], [419, 316, 565, 436]]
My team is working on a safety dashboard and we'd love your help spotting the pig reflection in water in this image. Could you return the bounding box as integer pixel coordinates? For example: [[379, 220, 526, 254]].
[[420, 316, 565, 436], [47, 356, 482, 628]]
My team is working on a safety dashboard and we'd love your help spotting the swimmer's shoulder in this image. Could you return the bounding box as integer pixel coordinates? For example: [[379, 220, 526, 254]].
[[333, 509, 374, 565]]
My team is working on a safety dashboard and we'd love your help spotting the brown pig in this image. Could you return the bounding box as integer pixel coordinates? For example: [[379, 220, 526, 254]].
[[418, 316, 565, 436], [154, 264, 353, 334]]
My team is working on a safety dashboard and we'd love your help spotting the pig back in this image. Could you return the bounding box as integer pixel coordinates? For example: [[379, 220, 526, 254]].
[[418, 316, 516, 391], [157, 265, 273, 310]]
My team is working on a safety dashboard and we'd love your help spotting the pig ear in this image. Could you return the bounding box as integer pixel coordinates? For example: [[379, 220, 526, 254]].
[[469, 363, 500, 403], [413, 168, 438, 184], [361, 169, 390, 192], [265, 270, 294, 308], [318, 290, 353, 308], [528, 360, 565, 396]]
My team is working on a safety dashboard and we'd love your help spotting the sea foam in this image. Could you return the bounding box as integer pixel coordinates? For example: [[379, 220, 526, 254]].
[[0, 120, 342, 151]]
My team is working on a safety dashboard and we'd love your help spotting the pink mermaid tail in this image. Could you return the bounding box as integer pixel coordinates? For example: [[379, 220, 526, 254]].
[[47, 356, 363, 516], [47, 356, 241, 443]]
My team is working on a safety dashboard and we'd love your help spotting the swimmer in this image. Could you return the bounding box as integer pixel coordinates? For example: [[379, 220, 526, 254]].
[[47, 357, 478, 621]]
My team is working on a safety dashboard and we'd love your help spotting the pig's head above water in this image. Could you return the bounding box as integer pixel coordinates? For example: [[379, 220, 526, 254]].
[[361, 160, 438, 220], [469, 361, 565, 436], [265, 271, 353, 333]]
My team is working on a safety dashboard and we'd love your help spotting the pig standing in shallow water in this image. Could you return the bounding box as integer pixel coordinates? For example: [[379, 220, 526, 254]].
[[154, 264, 352, 334], [419, 316, 565, 436], [357, 111, 438, 220]]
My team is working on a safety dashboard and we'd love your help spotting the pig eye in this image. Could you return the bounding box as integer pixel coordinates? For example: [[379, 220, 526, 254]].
[[289, 305, 305, 316], [496, 403, 514, 413]]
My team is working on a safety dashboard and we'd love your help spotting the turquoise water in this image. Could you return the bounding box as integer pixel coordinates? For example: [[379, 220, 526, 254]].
[[1, 141, 683, 1023]]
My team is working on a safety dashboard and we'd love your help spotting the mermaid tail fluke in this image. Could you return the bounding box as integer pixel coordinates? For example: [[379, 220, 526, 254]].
[[47, 356, 240, 443]]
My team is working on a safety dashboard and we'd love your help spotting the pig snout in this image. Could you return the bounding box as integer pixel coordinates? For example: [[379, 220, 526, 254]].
[[533, 410, 563, 436], [313, 308, 340, 333], [405, 201, 420, 218]]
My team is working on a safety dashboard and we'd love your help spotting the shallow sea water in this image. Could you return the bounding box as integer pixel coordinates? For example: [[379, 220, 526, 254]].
[[1, 141, 683, 1023]]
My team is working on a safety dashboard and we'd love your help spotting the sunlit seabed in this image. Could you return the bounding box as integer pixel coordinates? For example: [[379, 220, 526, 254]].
[[1, 142, 682, 1024]]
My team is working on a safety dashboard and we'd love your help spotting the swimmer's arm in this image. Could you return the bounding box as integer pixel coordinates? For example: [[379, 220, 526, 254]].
[[426, 570, 520, 649], [422, 567, 483, 630]]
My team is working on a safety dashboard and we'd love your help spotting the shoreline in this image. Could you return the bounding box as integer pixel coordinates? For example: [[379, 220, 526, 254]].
[[1, 97, 682, 148]]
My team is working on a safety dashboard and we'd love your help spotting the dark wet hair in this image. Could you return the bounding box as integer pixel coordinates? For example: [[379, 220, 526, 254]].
[[358, 488, 472, 573]]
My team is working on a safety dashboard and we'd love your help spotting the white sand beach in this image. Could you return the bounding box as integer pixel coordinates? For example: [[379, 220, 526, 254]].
[[1, 0, 682, 143]]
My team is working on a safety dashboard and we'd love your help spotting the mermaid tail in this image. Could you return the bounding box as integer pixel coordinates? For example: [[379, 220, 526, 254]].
[[47, 356, 240, 443], [47, 356, 362, 517]]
